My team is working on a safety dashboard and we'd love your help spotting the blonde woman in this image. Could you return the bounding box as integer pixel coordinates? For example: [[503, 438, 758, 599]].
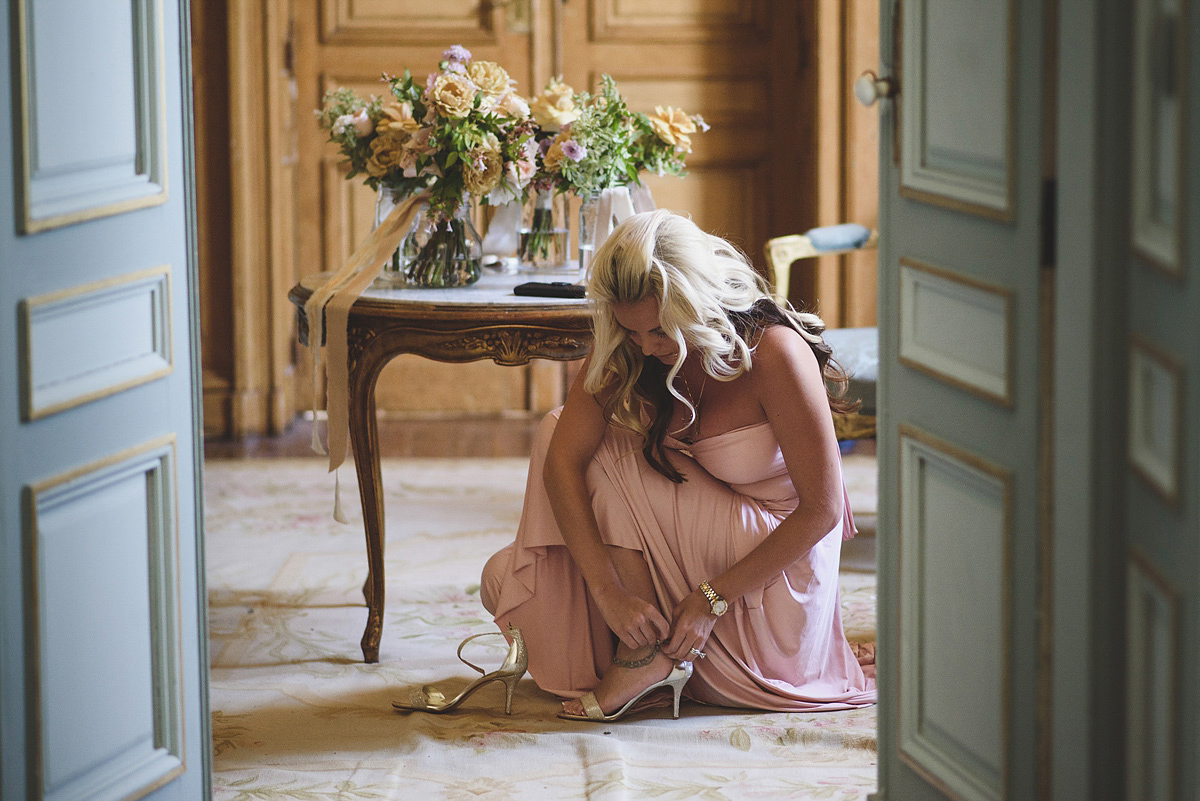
[[480, 210, 875, 720]]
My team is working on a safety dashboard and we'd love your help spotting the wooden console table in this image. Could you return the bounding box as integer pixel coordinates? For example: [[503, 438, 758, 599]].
[[289, 271, 593, 662]]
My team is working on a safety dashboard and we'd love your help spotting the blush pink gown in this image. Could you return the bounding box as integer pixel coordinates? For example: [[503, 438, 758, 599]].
[[481, 409, 876, 711]]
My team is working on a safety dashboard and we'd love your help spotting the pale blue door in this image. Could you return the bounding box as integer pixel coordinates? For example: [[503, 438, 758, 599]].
[[0, 1, 210, 800], [873, 1, 1051, 799]]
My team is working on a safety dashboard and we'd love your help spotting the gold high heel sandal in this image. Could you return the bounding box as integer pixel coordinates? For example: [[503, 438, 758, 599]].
[[392, 626, 528, 715], [558, 659, 694, 722]]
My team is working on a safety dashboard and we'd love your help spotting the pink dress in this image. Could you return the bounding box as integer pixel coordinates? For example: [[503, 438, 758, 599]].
[[481, 409, 876, 711]]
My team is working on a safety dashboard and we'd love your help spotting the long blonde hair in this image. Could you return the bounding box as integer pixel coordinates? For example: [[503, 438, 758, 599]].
[[584, 210, 853, 481]]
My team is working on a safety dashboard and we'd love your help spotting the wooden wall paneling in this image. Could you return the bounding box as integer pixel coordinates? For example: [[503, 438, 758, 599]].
[[809, 0, 880, 329], [295, 1, 546, 418], [843, 0, 880, 327], [203, 0, 858, 429], [200, 0, 298, 438], [556, 0, 807, 280], [191, 0, 236, 436]]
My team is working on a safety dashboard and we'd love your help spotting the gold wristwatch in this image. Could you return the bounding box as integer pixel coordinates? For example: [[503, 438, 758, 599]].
[[699, 580, 728, 616]]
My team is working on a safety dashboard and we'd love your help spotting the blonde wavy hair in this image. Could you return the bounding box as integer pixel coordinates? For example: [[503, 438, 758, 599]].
[[584, 209, 853, 481]]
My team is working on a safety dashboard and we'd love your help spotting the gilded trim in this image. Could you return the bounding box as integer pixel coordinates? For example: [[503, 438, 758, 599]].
[[1127, 334, 1185, 506], [1129, 0, 1189, 279], [16, 0, 168, 234], [897, 423, 1012, 801], [24, 435, 186, 801], [19, 265, 174, 421], [898, 257, 1015, 407], [898, 0, 1016, 221], [1125, 547, 1180, 801]]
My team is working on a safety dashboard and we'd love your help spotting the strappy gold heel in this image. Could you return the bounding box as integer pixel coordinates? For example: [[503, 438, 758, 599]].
[[557, 659, 693, 722], [392, 626, 528, 715]]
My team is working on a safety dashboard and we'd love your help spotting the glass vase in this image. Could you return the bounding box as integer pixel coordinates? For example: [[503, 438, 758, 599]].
[[518, 187, 570, 270], [577, 191, 600, 279], [370, 186, 417, 290], [402, 201, 483, 288]]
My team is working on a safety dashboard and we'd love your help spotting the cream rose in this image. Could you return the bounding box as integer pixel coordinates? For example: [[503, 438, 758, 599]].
[[493, 92, 531, 119], [466, 60, 511, 98], [427, 72, 477, 118], [648, 106, 698, 152], [530, 78, 579, 131]]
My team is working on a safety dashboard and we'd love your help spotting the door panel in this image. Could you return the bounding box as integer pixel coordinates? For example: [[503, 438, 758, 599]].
[[1, 1, 208, 800], [1122, 0, 1196, 797], [876, 1, 1047, 799]]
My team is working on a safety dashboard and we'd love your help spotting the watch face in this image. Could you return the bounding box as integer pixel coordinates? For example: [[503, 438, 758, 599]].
[[712, 598, 728, 616]]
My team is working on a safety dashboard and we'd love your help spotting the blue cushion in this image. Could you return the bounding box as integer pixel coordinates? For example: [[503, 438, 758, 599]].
[[804, 223, 872, 253], [823, 327, 877, 416]]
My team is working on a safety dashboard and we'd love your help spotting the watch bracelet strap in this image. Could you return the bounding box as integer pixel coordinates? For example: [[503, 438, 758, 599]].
[[699, 580, 723, 605]]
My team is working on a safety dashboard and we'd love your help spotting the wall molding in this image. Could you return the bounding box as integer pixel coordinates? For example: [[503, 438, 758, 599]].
[[23, 436, 184, 801], [898, 424, 1011, 801], [19, 265, 173, 421], [15, 0, 167, 233]]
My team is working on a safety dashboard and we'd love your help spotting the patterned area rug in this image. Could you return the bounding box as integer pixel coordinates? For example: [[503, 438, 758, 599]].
[[205, 456, 878, 800]]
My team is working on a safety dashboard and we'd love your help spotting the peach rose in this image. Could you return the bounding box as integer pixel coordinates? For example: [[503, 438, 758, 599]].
[[648, 106, 698, 152], [376, 100, 421, 136]]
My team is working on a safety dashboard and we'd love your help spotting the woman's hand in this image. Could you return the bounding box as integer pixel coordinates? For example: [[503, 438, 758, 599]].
[[662, 590, 718, 661], [593, 585, 671, 650]]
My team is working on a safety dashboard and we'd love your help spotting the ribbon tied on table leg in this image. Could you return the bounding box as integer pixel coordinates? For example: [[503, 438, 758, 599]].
[[303, 190, 432, 521]]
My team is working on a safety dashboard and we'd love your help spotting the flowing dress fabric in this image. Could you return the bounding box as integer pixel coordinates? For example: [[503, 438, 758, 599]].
[[482, 409, 877, 711]]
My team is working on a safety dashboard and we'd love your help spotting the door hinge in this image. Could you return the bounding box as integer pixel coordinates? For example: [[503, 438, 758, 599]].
[[1040, 177, 1056, 269]]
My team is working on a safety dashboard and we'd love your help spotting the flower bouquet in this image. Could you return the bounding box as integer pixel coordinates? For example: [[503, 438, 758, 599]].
[[317, 46, 537, 287], [528, 75, 708, 271]]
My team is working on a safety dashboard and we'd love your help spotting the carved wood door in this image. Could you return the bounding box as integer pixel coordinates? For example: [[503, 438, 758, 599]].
[[291, 0, 813, 416]]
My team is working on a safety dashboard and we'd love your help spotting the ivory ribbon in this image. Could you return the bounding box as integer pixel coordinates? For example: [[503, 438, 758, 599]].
[[305, 191, 431, 483]]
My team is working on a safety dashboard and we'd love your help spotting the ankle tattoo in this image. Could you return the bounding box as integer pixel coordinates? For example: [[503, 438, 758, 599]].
[[611, 641, 660, 669]]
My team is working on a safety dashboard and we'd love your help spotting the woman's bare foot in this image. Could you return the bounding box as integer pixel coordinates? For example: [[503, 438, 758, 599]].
[[561, 642, 675, 717]]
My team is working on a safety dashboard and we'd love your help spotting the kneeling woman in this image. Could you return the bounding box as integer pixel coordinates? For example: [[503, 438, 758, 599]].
[[481, 209, 876, 720]]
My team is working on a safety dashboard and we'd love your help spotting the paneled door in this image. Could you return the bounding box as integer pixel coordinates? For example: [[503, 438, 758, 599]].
[[872, 2, 1052, 800], [290, 0, 812, 417], [0, 1, 209, 800], [1121, 0, 1197, 797]]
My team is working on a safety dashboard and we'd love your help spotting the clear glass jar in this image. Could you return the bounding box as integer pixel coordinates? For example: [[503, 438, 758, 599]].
[[402, 199, 483, 288], [518, 187, 570, 269]]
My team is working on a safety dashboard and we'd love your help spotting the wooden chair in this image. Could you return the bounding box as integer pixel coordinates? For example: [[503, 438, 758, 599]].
[[764, 224, 878, 442]]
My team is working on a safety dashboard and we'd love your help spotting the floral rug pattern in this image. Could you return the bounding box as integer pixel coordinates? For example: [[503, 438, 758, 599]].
[[206, 456, 878, 800]]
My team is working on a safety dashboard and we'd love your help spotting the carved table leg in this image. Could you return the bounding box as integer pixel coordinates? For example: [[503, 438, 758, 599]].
[[349, 344, 390, 663]]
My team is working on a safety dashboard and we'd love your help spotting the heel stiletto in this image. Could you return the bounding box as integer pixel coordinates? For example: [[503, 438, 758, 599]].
[[392, 626, 528, 715], [557, 659, 694, 722]]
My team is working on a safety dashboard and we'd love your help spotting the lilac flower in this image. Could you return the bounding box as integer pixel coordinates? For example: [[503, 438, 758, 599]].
[[561, 140, 587, 162], [443, 45, 472, 63]]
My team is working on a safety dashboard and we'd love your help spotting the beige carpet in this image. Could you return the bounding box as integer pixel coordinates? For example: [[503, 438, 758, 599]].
[[205, 455, 878, 800]]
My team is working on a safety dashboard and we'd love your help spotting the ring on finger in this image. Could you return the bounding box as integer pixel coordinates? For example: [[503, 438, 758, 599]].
[[688, 647, 707, 659]]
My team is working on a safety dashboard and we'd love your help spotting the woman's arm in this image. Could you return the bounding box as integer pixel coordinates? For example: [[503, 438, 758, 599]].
[[663, 326, 845, 660], [544, 360, 672, 649]]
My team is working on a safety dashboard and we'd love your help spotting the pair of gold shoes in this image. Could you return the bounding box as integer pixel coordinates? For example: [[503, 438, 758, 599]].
[[392, 627, 694, 721]]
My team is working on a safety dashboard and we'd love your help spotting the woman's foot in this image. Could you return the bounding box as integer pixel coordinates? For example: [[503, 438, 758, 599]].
[[561, 642, 676, 718]]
